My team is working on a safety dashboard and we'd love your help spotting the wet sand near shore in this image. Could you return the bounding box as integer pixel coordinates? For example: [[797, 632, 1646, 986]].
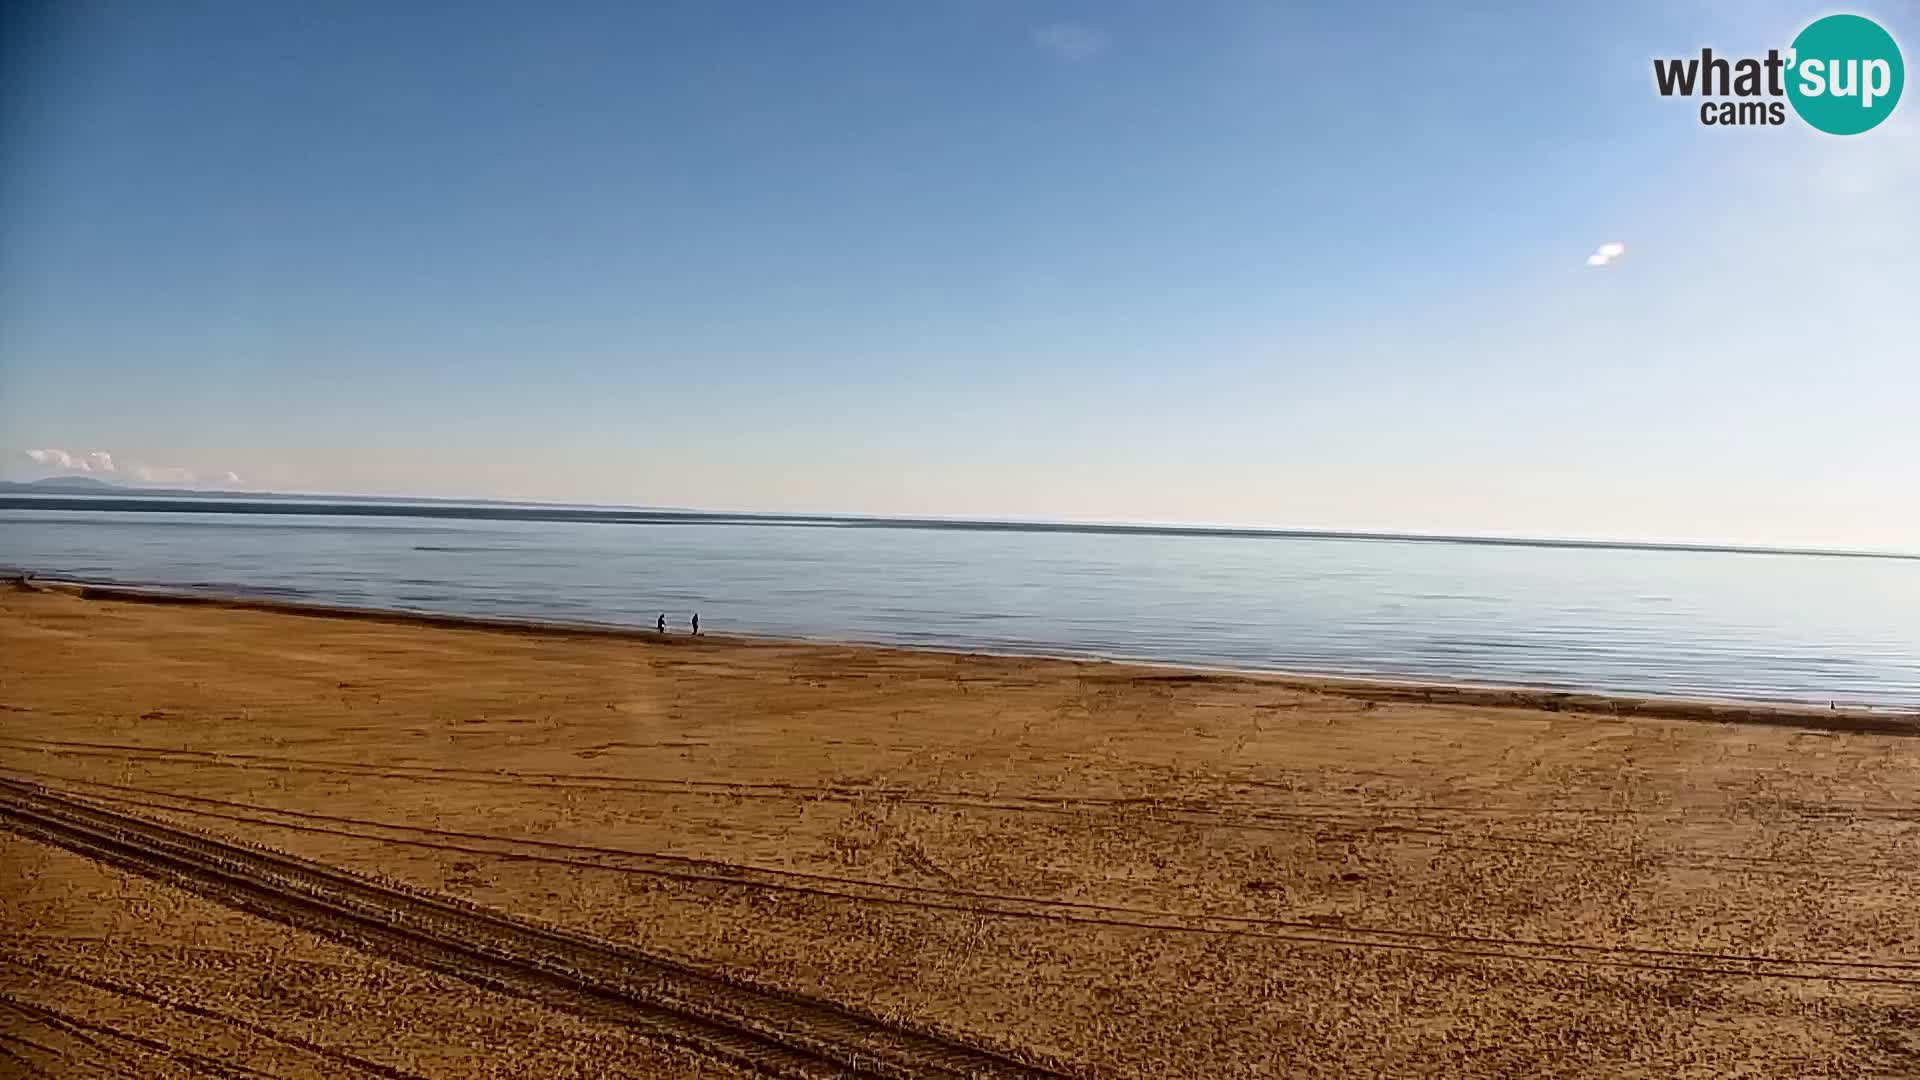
[[5, 584, 1920, 1078]]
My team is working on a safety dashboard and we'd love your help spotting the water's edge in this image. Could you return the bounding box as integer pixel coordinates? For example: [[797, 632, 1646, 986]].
[[18, 576, 1917, 735]]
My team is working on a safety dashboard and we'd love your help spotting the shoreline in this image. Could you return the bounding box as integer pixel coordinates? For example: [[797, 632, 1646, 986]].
[[16, 575, 1917, 736], [9, 573, 1920, 1076]]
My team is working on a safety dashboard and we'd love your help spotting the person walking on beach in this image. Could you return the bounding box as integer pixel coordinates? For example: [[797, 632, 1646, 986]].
[[690, 612, 700, 636], [656, 613, 666, 634]]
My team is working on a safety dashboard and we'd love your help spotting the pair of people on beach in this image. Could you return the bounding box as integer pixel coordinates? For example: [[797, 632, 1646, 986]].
[[657, 612, 698, 635]]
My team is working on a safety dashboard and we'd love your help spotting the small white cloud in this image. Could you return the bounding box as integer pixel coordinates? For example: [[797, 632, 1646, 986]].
[[1031, 22, 1109, 61], [1586, 240, 1627, 267], [86, 451, 115, 473], [223, 471, 243, 486]]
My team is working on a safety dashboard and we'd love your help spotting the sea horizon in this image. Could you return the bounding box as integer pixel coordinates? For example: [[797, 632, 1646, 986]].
[[5, 501, 1917, 710], [2, 487, 1915, 564]]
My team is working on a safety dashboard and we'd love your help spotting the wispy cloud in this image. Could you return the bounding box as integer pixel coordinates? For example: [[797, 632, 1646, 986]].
[[25, 448, 114, 473], [1585, 241, 1626, 267], [22, 447, 243, 487], [1031, 22, 1109, 62]]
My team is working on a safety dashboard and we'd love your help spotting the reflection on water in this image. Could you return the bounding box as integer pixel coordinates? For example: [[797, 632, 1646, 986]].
[[4, 509, 1918, 708]]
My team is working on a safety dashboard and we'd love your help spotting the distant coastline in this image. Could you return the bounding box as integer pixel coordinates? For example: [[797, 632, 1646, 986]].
[[2, 486, 1916, 563]]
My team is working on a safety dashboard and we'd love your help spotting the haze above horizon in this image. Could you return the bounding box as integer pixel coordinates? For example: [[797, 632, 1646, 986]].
[[3, 1, 1915, 552]]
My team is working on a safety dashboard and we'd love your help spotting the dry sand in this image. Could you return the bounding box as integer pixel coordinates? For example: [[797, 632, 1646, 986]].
[[4, 584, 1920, 1078]]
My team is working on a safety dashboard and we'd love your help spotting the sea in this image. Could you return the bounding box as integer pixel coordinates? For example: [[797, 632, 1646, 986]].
[[3, 498, 1918, 710]]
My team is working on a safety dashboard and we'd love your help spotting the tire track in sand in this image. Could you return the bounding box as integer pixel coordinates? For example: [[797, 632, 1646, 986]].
[[9, 774, 1920, 988], [0, 955, 432, 1080], [6, 737, 1899, 877], [0, 779, 1075, 1080]]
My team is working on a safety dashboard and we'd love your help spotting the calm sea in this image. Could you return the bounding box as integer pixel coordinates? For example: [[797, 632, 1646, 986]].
[[4, 503, 1917, 709]]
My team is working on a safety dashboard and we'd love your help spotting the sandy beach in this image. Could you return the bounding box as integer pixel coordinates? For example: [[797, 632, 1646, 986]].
[[5, 582, 1920, 1078]]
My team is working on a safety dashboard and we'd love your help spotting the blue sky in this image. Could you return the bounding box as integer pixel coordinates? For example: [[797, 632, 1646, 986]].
[[2, 0, 1915, 549]]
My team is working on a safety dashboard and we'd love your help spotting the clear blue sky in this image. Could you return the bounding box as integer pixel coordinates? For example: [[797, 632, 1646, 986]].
[[3, 0, 1915, 549]]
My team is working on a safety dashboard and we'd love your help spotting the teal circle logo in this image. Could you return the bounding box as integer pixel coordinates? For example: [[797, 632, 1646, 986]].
[[1787, 14, 1904, 135]]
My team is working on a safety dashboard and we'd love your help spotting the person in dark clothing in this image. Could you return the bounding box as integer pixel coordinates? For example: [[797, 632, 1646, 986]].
[[691, 612, 700, 635], [656, 613, 666, 633]]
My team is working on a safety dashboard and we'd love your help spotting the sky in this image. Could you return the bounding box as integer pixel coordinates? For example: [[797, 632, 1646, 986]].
[[2, 0, 1916, 550]]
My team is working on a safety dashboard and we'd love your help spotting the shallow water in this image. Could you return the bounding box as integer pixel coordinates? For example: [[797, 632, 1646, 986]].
[[4, 506, 1918, 708]]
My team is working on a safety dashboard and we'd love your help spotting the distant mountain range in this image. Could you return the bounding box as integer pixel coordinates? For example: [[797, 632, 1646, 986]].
[[6, 476, 121, 492]]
